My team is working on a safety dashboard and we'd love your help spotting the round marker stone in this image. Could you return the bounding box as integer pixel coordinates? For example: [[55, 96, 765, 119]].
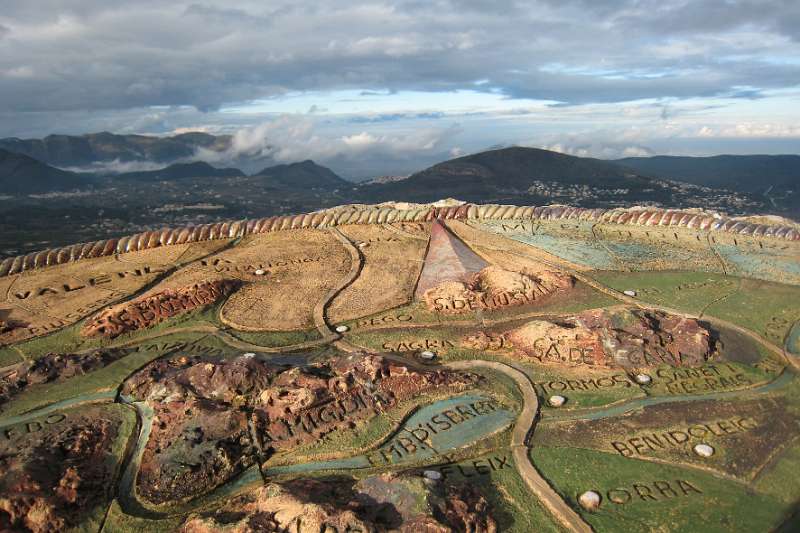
[[579, 490, 601, 510], [634, 373, 652, 385], [423, 470, 442, 481], [254, 269, 266, 276], [623, 290, 637, 297], [694, 443, 715, 457], [419, 350, 436, 361], [548, 395, 566, 407], [335, 325, 349, 333]]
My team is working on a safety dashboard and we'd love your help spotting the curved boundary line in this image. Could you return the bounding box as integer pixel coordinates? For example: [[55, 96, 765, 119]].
[[2, 204, 797, 278]]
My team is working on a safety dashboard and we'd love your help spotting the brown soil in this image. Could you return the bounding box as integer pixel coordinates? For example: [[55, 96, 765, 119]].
[[121, 353, 479, 505], [506, 307, 714, 368], [423, 265, 574, 315], [82, 279, 239, 338]]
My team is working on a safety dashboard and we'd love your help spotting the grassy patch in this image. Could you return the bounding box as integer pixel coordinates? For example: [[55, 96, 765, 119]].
[[226, 327, 322, 347], [704, 278, 800, 345], [589, 270, 739, 315], [531, 446, 789, 532]]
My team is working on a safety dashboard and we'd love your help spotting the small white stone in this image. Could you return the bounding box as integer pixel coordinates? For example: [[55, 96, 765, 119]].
[[578, 490, 601, 510], [694, 443, 715, 457], [335, 325, 349, 333], [623, 290, 637, 297], [548, 395, 566, 407], [423, 470, 442, 481], [634, 373, 652, 385], [419, 350, 436, 360], [242, 352, 256, 359], [358, 242, 368, 248], [254, 269, 266, 276]]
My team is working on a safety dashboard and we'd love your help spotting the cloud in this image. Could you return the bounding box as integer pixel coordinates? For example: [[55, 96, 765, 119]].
[[0, 0, 799, 117], [189, 114, 462, 178]]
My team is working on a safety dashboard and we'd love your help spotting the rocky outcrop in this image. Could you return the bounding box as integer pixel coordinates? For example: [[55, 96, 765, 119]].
[[180, 474, 497, 533], [505, 307, 714, 368], [424, 266, 573, 314], [82, 279, 239, 338], [121, 353, 479, 505], [0, 411, 122, 533], [0, 350, 123, 407]]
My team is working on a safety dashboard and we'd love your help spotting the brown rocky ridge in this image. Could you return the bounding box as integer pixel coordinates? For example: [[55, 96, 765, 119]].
[[0, 408, 124, 533], [121, 352, 479, 505], [424, 266, 573, 314], [82, 279, 240, 338], [180, 474, 497, 533], [504, 307, 714, 368]]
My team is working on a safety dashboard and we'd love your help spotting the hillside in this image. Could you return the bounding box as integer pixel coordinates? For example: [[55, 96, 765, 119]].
[[357, 146, 666, 203], [0, 148, 88, 194], [617, 154, 800, 193], [116, 161, 245, 181], [0, 132, 232, 168], [254, 160, 351, 189]]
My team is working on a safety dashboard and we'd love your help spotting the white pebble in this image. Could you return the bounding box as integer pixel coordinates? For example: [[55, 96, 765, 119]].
[[419, 350, 436, 360], [623, 290, 637, 297], [634, 373, 652, 384], [578, 490, 601, 510], [548, 395, 566, 407], [358, 242, 368, 248], [423, 470, 442, 480], [694, 443, 715, 457], [242, 352, 256, 359], [335, 325, 349, 333], [254, 269, 266, 276]]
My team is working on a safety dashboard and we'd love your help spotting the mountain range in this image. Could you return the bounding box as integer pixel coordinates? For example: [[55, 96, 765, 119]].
[[0, 132, 231, 168], [617, 154, 800, 193]]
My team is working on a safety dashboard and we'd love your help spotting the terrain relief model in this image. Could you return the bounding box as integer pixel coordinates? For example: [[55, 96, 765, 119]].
[[1, 200, 799, 533]]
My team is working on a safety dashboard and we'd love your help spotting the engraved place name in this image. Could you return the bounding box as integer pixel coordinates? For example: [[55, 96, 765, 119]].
[[655, 364, 752, 394], [2, 413, 67, 441], [430, 283, 555, 312], [611, 416, 758, 457], [526, 336, 699, 367], [352, 314, 413, 330], [381, 339, 455, 352], [535, 374, 633, 394], [636, 278, 735, 297], [268, 517, 376, 533], [258, 387, 392, 446], [365, 399, 502, 466], [12, 267, 165, 300], [602, 479, 702, 505], [435, 454, 511, 479], [199, 256, 323, 273]]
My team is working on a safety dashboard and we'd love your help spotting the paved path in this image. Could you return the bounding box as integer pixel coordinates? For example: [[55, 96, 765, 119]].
[[445, 359, 593, 533]]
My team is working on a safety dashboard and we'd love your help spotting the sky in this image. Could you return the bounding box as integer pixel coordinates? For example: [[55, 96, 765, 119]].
[[1, 0, 799, 178]]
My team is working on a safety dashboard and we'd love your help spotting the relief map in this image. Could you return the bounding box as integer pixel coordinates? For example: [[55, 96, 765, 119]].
[[1, 201, 799, 533]]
